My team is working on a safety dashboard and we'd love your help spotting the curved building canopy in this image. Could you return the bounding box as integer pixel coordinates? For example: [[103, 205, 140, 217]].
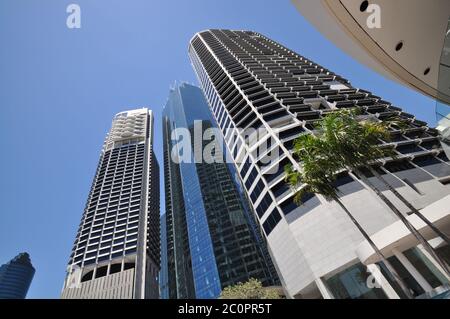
[[292, 0, 450, 105]]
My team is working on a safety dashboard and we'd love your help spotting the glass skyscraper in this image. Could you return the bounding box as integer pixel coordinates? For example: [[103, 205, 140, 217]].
[[0, 253, 35, 299], [161, 83, 278, 299], [189, 30, 450, 299], [62, 108, 160, 299]]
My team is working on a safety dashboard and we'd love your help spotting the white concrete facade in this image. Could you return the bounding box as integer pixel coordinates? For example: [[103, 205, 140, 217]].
[[291, 0, 450, 105], [62, 108, 160, 299], [189, 29, 450, 299]]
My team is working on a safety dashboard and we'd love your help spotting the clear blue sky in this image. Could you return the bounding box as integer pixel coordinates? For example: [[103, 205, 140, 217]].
[[0, 0, 437, 298]]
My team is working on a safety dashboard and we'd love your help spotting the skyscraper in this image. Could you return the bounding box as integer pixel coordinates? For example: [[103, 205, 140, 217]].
[[161, 82, 278, 299], [189, 30, 450, 299], [62, 108, 160, 299], [159, 213, 170, 299], [0, 253, 35, 299]]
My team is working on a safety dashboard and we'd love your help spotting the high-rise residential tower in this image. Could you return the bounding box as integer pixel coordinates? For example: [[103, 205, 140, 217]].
[[62, 108, 160, 299], [159, 213, 170, 299], [189, 30, 450, 299], [0, 253, 35, 299], [161, 82, 279, 299]]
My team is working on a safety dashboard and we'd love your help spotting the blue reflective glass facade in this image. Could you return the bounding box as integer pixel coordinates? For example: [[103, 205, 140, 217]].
[[0, 253, 35, 299], [163, 83, 221, 298], [161, 83, 278, 299]]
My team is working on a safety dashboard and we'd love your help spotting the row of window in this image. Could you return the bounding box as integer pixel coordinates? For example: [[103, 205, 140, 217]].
[[80, 262, 135, 283], [192, 30, 450, 244]]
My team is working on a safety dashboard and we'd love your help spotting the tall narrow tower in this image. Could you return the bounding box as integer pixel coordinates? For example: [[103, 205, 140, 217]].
[[62, 108, 160, 299], [189, 30, 450, 299], [0, 253, 35, 299], [161, 83, 278, 299]]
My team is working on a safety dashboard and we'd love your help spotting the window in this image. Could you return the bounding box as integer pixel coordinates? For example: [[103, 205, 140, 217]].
[[85, 251, 97, 258], [403, 248, 446, 288], [389, 133, 407, 142], [111, 251, 123, 259], [420, 140, 441, 150], [240, 156, 252, 177], [384, 160, 415, 173], [244, 167, 258, 190], [255, 192, 272, 218], [278, 126, 305, 140], [405, 130, 429, 139], [264, 157, 290, 184], [95, 266, 108, 279], [99, 248, 110, 255], [113, 238, 124, 245], [109, 263, 122, 275], [396, 143, 423, 154], [271, 180, 290, 198], [333, 173, 354, 188], [81, 270, 93, 283], [262, 109, 288, 122], [262, 209, 282, 236], [125, 247, 137, 255], [250, 179, 265, 203], [413, 155, 441, 167], [326, 263, 388, 299], [280, 193, 315, 215], [438, 152, 449, 163], [385, 255, 425, 297]]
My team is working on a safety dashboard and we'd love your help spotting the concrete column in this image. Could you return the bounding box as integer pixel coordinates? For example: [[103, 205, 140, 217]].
[[393, 248, 433, 292], [315, 277, 334, 299], [366, 264, 400, 299]]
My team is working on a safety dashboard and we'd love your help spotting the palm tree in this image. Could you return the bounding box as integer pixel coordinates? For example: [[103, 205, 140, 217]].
[[299, 109, 450, 276], [285, 133, 414, 299], [321, 109, 450, 246]]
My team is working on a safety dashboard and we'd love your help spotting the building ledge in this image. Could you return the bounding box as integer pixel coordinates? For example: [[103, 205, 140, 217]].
[[356, 195, 450, 264]]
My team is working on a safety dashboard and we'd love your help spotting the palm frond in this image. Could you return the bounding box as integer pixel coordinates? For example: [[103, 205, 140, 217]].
[[286, 108, 395, 207]]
